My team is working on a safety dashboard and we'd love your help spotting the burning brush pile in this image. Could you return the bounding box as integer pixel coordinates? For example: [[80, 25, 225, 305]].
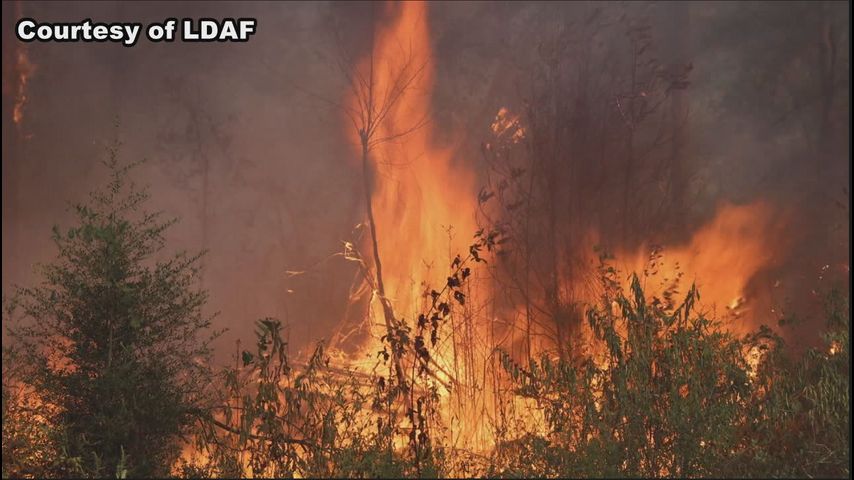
[[2, 2, 850, 479]]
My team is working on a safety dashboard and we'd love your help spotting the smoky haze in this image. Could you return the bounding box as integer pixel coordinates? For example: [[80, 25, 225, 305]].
[[2, 1, 849, 362]]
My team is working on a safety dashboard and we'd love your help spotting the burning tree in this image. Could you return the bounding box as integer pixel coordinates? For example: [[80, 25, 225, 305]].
[[327, 1, 505, 453], [333, 2, 430, 388]]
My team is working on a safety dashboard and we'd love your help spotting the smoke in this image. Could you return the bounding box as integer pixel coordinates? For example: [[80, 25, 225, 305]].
[[1, 1, 848, 360]]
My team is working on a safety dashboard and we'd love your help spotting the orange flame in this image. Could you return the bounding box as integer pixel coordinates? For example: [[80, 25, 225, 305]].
[[342, 1, 498, 449], [339, 5, 790, 454], [613, 200, 791, 334], [6, 1, 36, 129], [11, 45, 34, 126], [348, 2, 479, 322]]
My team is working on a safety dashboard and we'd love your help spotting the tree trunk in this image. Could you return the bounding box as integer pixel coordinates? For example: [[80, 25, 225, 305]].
[[361, 132, 407, 388]]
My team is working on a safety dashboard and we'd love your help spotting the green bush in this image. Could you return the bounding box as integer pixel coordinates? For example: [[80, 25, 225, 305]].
[[728, 289, 849, 478], [5, 149, 219, 478], [492, 263, 850, 478]]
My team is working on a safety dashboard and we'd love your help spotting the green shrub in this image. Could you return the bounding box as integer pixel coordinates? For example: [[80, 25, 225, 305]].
[[728, 289, 849, 478], [493, 263, 850, 478], [5, 149, 218, 478]]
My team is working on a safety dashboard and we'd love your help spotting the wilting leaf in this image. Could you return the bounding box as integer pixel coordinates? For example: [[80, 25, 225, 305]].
[[454, 291, 466, 305]]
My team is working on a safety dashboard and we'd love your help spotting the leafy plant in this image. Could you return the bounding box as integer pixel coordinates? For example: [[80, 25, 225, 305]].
[[492, 256, 850, 478], [5, 147, 219, 477]]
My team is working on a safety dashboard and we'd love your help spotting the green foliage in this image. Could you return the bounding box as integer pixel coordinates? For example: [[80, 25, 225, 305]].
[[492, 262, 850, 478], [492, 273, 746, 477], [4, 147, 218, 478], [729, 289, 850, 478], [2, 343, 74, 478]]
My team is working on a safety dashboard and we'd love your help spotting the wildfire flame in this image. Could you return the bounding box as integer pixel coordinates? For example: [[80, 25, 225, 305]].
[[4, 1, 36, 131], [349, 2, 479, 322], [338, 4, 792, 452], [490, 107, 525, 144], [11, 46, 34, 126], [615, 200, 791, 334], [340, 1, 499, 449], [828, 341, 840, 356]]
